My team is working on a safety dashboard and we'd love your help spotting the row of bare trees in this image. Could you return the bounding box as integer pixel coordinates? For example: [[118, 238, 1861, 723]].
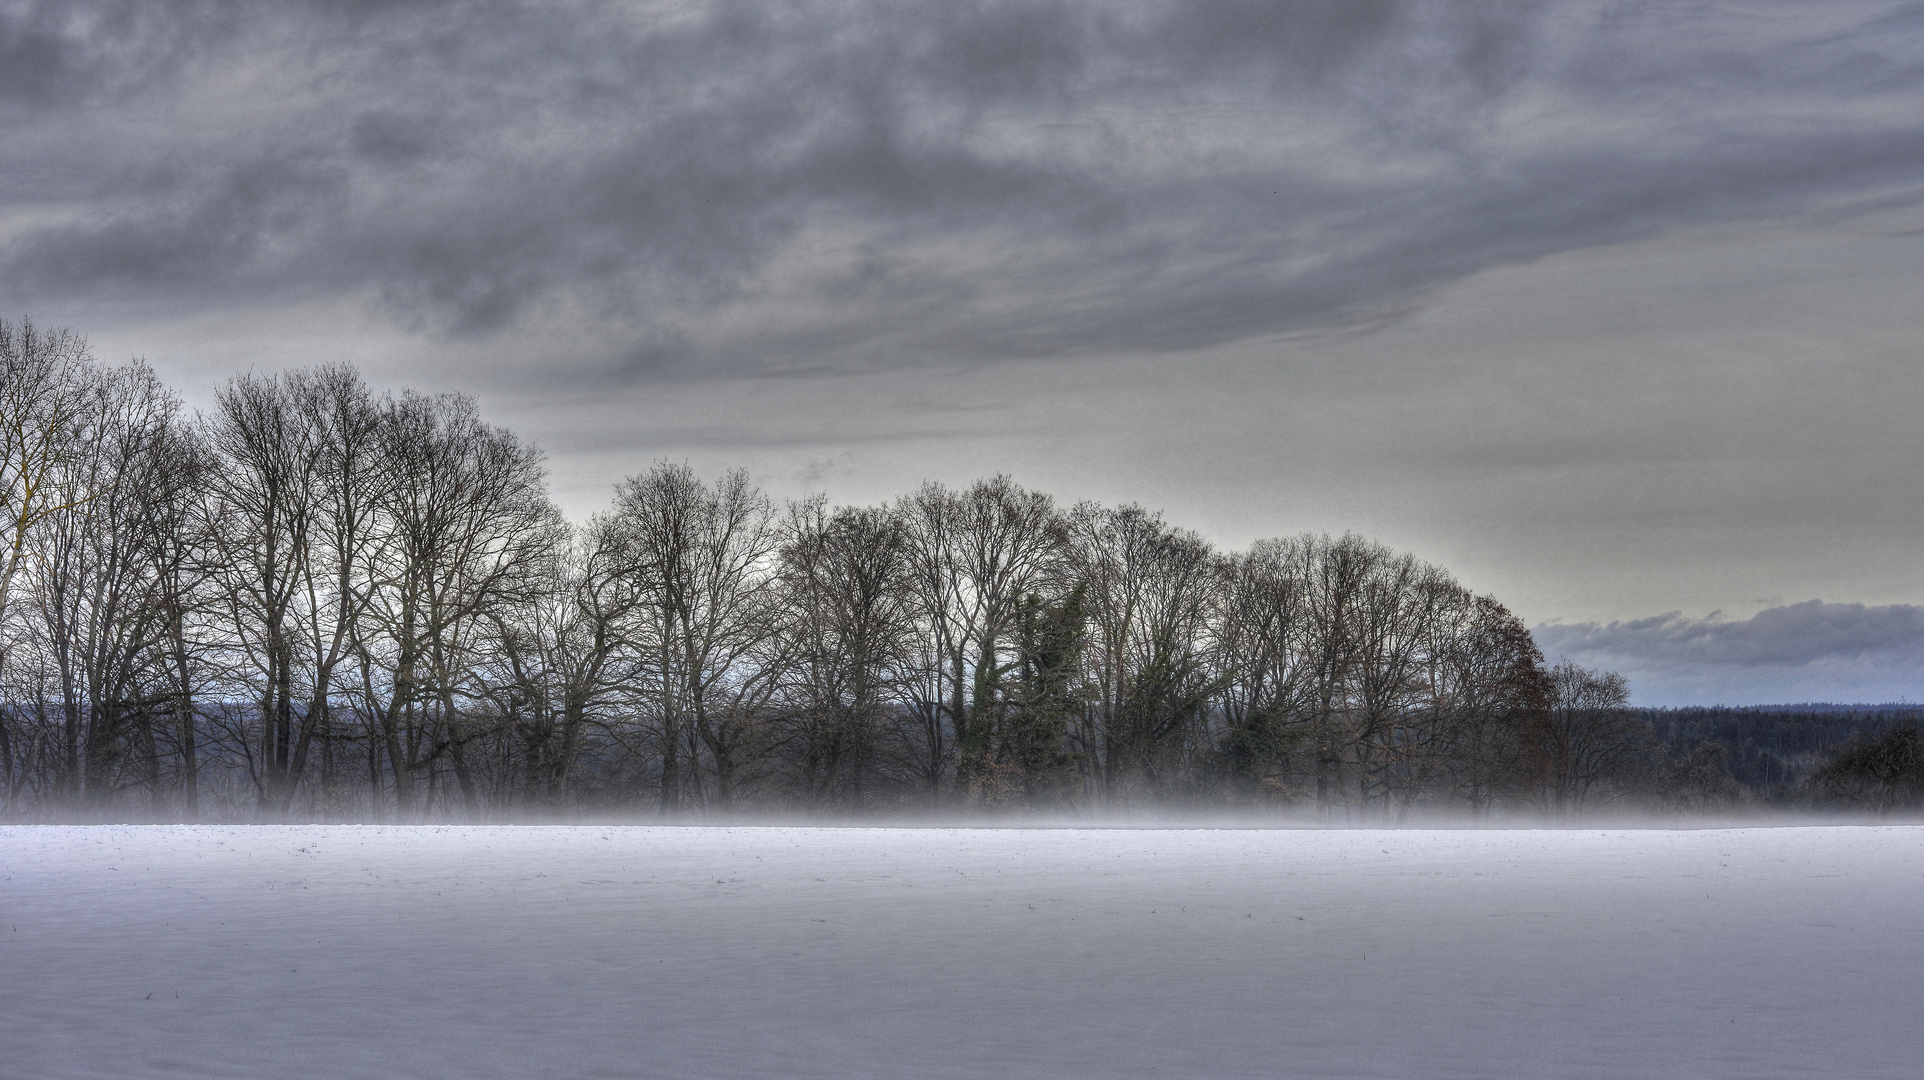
[[1, 326, 1656, 820]]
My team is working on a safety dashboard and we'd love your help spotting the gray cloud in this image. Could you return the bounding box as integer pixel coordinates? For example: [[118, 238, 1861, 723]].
[[14, 2, 1924, 686], [1535, 602, 1924, 705], [1537, 601, 1924, 668], [11, 1, 1924, 377], [0, 1, 236, 108]]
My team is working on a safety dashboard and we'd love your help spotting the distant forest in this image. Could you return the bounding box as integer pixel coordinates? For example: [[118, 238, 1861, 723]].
[[1641, 707, 1920, 809], [3, 320, 1918, 821]]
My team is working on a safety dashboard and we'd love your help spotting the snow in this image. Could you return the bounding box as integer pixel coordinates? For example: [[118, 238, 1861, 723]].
[[3, 825, 1920, 1079]]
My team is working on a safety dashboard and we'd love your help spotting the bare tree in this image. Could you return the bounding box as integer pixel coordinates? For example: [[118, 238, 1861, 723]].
[[1433, 595, 1548, 816], [774, 499, 915, 812], [1070, 503, 1218, 806], [1347, 555, 1454, 818], [362, 390, 562, 820], [1537, 661, 1652, 812], [478, 513, 648, 813], [0, 319, 99, 815], [1293, 534, 1374, 817], [138, 412, 220, 817], [27, 361, 185, 810], [893, 483, 968, 806], [1211, 537, 1314, 804], [263, 364, 392, 817], [944, 478, 1063, 803], [610, 464, 781, 813], [203, 371, 326, 815], [0, 320, 95, 649]]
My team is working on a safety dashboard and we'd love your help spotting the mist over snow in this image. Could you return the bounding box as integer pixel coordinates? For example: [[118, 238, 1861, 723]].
[[1535, 600, 1924, 706], [5, 825, 1923, 1079]]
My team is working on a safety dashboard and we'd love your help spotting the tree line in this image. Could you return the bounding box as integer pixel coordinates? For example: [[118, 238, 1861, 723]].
[[3, 320, 1699, 821], [1639, 706, 1921, 804]]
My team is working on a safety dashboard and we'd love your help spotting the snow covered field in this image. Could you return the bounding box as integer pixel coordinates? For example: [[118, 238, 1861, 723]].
[[3, 826, 1920, 1079]]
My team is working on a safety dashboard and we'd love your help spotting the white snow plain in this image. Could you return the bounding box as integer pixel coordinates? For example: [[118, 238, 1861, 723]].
[[3, 825, 1920, 1080]]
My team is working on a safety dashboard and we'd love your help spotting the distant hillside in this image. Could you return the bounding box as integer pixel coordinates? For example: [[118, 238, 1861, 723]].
[[1636, 706, 1919, 801]]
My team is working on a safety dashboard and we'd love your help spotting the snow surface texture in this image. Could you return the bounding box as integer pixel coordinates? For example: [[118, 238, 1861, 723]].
[[3, 826, 1920, 1080]]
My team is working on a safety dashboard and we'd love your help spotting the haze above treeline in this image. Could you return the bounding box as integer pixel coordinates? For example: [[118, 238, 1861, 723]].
[[5, 322, 1919, 822]]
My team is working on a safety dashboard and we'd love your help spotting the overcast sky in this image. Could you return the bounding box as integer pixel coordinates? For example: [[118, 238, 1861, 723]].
[[6, 0, 1924, 705]]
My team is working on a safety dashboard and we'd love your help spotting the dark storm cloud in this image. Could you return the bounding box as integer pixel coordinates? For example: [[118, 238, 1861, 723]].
[[7, 1, 1924, 373], [0, 1, 233, 107]]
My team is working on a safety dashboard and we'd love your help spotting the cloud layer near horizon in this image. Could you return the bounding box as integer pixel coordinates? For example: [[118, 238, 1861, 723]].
[[1535, 601, 1924, 706]]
